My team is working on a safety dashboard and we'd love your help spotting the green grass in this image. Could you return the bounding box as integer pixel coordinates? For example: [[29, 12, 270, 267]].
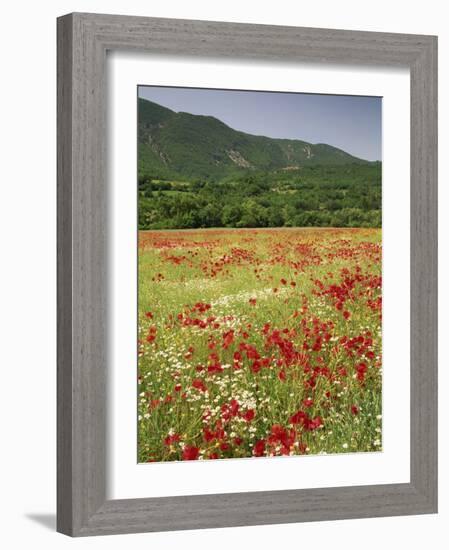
[[137, 227, 382, 462]]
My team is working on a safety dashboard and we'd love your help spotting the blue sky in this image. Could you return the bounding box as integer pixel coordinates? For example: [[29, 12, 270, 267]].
[[138, 86, 382, 161]]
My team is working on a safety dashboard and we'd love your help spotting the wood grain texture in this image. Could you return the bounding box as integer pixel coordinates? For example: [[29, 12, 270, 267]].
[[57, 13, 74, 536], [409, 36, 438, 508], [57, 12, 438, 536]]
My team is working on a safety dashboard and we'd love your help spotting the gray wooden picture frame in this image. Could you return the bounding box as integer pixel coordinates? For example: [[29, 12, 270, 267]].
[[57, 12, 438, 537]]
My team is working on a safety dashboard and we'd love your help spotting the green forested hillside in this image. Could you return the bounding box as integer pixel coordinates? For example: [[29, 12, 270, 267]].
[[138, 98, 370, 181]]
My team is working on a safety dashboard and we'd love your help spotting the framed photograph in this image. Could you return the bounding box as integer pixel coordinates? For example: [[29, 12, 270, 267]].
[[57, 12, 437, 536]]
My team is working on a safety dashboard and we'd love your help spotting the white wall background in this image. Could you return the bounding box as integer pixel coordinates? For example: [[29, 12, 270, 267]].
[[0, 1, 445, 548]]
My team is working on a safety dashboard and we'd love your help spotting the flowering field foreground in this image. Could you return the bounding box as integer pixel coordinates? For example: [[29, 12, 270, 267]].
[[138, 228, 382, 462]]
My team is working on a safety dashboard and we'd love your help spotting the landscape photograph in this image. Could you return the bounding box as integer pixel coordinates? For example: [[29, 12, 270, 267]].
[[137, 86, 382, 462]]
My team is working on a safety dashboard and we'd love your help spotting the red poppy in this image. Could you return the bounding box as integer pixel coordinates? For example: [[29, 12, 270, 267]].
[[242, 409, 255, 422], [182, 445, 200, 460], [222, 329, 235, 349], [164, 433, 180, 446], [289, 410, 307, 425], [253, 439, 266, 457], [207, 364, 222, 373], [203, 428, 215, 442], [250, 360, 262, 374], [308, 416, 323, 430], [356, 362, 368, 381], [192, 378, 207, 392], [221, 399, 240, 421], [229, 399, 240, 416]]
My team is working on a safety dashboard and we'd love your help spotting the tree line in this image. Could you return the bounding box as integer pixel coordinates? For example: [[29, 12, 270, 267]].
[[138, 164, 381, 230]]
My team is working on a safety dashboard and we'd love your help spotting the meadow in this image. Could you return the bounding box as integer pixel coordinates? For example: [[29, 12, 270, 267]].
[[138, 227, 382, 462]]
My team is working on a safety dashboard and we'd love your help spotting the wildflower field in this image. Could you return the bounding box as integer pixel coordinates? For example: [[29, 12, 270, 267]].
[[138, 228, 382, 462]]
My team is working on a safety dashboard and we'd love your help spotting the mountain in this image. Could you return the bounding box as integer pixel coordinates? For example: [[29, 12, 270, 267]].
[[138, 98, 371, 182]]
